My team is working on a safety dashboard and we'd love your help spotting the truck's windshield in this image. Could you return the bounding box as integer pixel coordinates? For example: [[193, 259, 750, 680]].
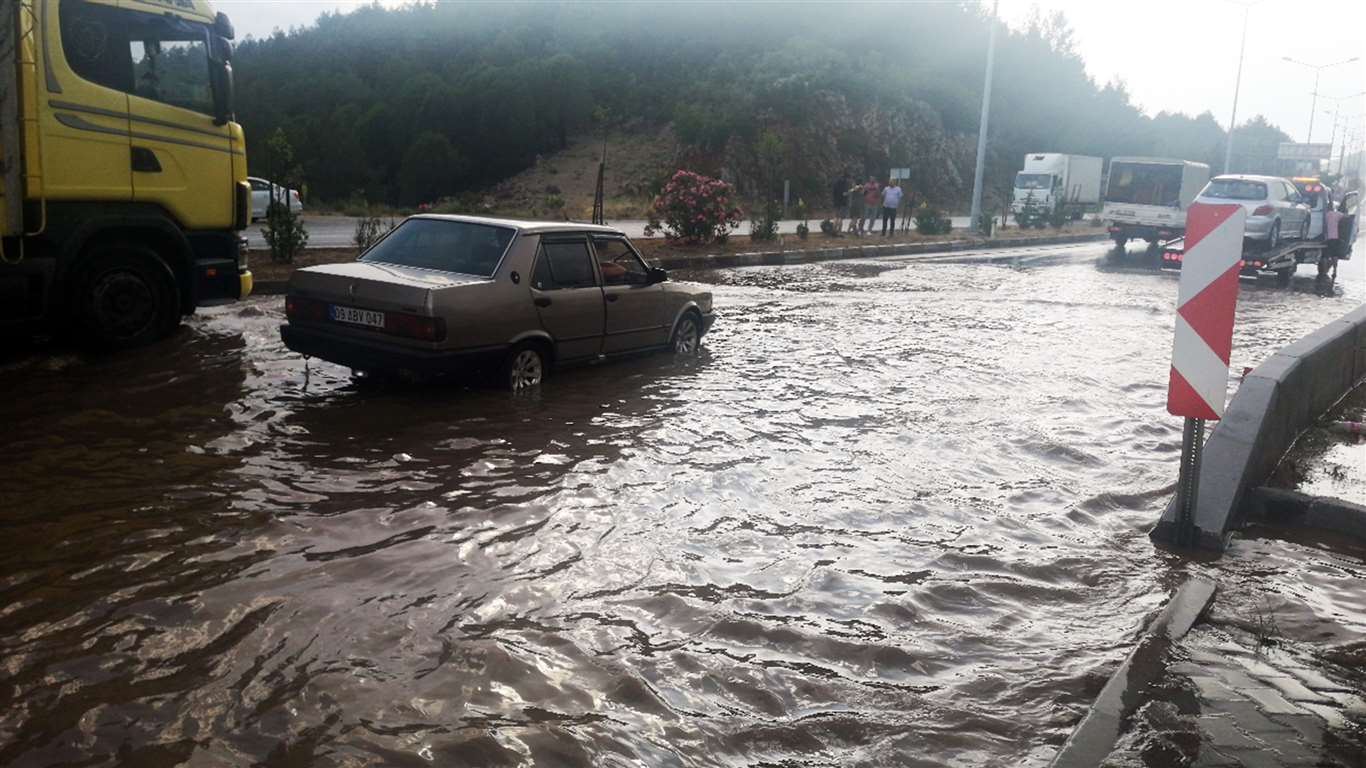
[[1201, 179, 1267, 201], [59, 0, 227, 118], [1015, 173, 1052, 190], [360, 219, 516, 277], [1106, 162, 1182, 206]]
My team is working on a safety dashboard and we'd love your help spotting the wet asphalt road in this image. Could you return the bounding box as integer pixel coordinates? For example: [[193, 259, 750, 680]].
[[1, 242, 1362, 766]]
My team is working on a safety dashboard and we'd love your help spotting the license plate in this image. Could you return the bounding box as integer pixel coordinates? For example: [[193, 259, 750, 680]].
[[330, 304, 385, 328]]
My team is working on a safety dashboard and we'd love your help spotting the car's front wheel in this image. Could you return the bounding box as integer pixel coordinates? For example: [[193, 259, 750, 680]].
[[671, 313, 701, 356], [504, 343, 547, 391]]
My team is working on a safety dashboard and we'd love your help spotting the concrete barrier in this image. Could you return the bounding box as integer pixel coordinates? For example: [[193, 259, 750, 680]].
[[1151, 305, 1366, 551]]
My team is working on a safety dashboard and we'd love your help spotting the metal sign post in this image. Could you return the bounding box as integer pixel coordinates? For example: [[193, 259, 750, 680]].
[[1166, 202, 1247, 545], [1173, 417, 1205, 547]]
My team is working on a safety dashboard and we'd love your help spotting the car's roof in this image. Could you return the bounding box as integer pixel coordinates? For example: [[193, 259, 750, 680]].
[[409, 214, 627, 236], [1111, 156, 1208, 167], [1210, 174, 1282, 182]]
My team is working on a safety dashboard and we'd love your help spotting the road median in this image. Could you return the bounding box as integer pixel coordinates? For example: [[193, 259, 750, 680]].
[[249, 229, 1109, 295]]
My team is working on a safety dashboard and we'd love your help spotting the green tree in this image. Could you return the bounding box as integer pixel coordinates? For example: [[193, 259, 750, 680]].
[[400, 131, 464, 205]]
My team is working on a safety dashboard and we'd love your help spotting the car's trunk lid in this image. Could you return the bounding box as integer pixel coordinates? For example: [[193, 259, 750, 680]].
[[288, 261, 486, 314]]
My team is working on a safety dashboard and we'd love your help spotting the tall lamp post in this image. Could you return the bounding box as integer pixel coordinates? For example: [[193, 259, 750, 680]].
[[1222, 0, 1259, 174], [1317, 91, 1366, 173], [1281, 56, 1360, 142], [968, 0, 999, 234]]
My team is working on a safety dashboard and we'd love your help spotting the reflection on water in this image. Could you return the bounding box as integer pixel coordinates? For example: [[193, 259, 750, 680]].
[[1, 245, 1361, 766]]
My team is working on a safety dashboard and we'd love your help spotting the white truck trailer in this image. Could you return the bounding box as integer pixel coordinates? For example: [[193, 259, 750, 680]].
[[1010, 153, 1103, 223], [1103, 158, 1211, 249]]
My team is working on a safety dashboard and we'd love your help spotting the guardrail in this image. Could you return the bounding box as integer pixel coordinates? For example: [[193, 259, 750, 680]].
[[1151, 304, 1366, 550]]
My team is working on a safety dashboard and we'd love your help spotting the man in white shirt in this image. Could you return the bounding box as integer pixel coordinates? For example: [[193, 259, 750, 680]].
[[881, 180, 904, 236]]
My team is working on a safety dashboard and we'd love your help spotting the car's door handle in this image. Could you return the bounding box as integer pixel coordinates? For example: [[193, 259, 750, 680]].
[[605, 293, 619, 302], [534, 297, 552, 308]]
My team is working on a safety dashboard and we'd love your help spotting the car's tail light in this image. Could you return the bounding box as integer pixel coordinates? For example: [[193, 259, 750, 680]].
[[385, 312, 446, 342], [1253, 205, 1274, 216], [292, 190, 301, 202], [286, 295, 326, 321]]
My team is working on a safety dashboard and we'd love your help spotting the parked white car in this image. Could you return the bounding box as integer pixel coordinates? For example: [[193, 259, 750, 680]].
[[1193, 175, 1310, 250], [248, 176, 303, 221]]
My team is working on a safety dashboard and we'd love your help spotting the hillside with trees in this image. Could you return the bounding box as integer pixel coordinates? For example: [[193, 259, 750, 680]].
[[233, 1, 1291, 213]]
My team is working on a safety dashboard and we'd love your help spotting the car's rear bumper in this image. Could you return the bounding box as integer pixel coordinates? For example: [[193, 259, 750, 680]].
[[281, 324, 504, 372]]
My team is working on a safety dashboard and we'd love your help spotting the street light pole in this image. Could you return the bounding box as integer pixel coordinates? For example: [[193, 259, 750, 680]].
[[1223, 3, 1254, 173], [1282, 55, 1361, 142], [969, 0, 998, 234]]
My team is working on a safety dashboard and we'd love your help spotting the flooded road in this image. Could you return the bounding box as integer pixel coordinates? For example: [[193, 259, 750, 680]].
[[2, 243, 1362, 767]]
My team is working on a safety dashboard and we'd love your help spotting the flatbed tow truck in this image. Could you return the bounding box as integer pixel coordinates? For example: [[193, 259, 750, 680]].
[[1158, 237, 1325, 286]]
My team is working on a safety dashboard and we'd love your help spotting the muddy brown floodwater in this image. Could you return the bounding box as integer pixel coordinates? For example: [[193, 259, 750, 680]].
[[2, 243, 1362, 767]]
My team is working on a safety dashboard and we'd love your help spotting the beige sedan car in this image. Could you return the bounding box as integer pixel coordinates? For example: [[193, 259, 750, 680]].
[[281, 215, 715, 388]]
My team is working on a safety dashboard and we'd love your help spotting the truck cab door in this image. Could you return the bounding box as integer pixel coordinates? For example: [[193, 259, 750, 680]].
[[122, 8, 234, 231], [43, 0, 133, 200]]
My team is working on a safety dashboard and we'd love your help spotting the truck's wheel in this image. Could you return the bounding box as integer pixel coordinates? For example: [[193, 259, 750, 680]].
[[1276, 265, 1294, 287], [78, 244, 180, 349], [1112, 236, 1128, 251]]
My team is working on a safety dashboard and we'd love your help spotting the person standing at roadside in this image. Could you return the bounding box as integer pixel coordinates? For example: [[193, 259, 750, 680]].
[[861, 176, 881, 235], [847, 180, 865, 235], [1320, 195, 1343, 282], [831, 173, 849, 235], [881, 178, 903, 236]]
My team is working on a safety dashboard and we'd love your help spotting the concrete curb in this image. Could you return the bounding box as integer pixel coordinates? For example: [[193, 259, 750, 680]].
[[1151, 305, 1366, 551], [1049, 577, 1217, 768], [249, 232, 1108, 296], [1244, 486, 1366, 541]]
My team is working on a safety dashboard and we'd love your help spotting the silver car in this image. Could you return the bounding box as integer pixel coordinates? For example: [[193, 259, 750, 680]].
[[1193, 174, 1311, 250], [281, 215, 715, 389]]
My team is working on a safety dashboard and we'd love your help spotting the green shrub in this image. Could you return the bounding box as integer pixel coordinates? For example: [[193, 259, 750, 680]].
[[914, 206, 952, 235], [264, 201, 309, 263]]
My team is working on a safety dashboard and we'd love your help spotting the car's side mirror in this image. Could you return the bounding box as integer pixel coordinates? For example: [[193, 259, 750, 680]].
[[647, 267, 668, 284]]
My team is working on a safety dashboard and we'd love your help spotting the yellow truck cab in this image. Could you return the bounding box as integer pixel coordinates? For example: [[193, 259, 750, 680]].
[[1, 0, 249, 348]]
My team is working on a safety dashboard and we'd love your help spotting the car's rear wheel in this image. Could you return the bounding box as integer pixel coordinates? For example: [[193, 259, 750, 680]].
[[504, 343, 546, 391], [1267, 220, 1281, 251], [671, 313, 701, 356]]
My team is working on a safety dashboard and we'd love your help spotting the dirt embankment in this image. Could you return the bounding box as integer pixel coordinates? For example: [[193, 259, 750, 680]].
[[477, 127, 678, 221]]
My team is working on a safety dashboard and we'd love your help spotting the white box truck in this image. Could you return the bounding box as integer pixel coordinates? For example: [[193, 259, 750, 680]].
[[1010, 153, 1103, 222], [1102, 158, 1211, 249]]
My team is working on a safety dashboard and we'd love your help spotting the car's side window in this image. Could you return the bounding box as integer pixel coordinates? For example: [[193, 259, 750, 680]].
[[592, 238, 650, 286], [535, 239, 597, 290]]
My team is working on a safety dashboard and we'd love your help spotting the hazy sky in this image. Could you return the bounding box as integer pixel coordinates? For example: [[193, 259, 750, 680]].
[[217, 0, 1366, 149]]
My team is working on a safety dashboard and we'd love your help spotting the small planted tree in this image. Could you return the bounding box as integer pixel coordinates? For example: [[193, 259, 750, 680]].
[[749, 130, 783, 242], [642, 170, 742, 244], [261, 128, 308, 263]]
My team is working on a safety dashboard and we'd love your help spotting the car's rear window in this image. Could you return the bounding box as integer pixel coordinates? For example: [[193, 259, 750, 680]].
[[360, 219, 515, 277], [1201, 179, 1267, 201]]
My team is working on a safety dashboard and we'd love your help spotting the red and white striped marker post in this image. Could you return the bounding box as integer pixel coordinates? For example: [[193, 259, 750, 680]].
[[1166, 202, 1247, 545]]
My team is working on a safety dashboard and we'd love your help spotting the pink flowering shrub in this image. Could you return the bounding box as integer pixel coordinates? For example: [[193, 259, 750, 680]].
[[643, 170, 742, 244]]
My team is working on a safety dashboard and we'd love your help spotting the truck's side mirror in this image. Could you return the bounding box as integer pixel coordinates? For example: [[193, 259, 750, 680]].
[[211, 61, 234, 126]]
